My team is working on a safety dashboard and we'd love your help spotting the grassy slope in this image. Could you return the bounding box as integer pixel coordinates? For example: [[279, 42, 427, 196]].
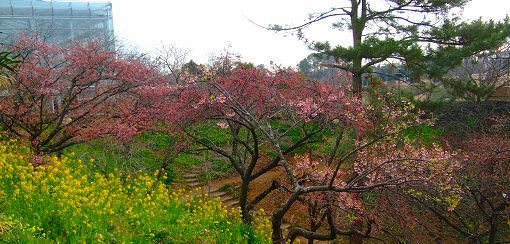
[[0, 138, 270, 243]]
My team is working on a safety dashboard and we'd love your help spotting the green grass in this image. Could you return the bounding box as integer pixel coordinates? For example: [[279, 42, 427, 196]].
[[403, 124, 445, 145], [136, 131, 175, 149], [66, 138, 162, 175], [193, 122, 232, 146], [67, 131, 204, 182], [219, 183, 240, 198], [197, 160, 236, 183], [174, 153, 202, 168]]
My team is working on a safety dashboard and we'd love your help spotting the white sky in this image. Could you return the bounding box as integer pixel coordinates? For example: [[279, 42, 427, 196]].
[[108, 0, 510, 67]]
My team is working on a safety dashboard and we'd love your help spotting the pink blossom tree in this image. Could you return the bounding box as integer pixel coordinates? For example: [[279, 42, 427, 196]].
[[404, 135, 510, 243], [167, 60, 357, 223], [166, 58, 461, 243], [259, 93, 461, 243], [0, 37, 164, 154]]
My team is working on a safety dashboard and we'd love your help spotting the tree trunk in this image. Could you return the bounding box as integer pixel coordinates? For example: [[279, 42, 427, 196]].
[[157, 139, 176, 180], [349, 0, 366, 94], [349, 234, 363, 244], [239, 177, 251, 223], [349, 215, 363, 244], [346, 58, 363, 242], [307, 202, 319, 244], [488, 215, 498, 244], [272, 216, 284, 244], [308, 222, 319, 244], [352, 71, 363, 93]]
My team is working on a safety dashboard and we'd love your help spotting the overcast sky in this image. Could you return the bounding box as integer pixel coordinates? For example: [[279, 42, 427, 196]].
[[108, 0, 510, 67]]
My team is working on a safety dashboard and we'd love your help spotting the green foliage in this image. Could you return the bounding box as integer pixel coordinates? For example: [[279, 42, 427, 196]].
[[198, 160, 235, 183], [269, 119, 328, 155], [423, 18, 510, 79], [0, 51, 19, 72], [0, 50, 20, 88], [67, 131, 210, 184], [66, 139, 161, 175], [219, 183, 239, 198], [418, 100, 510, 136], [403, 125, 445, 145], [136, 131, 174, 149], [173, 153, 202, 168], [315, 128, 356, 161], [161, 167, 176, 184], [414, 99, 450, 112], [297, 1, 509, 91], [192, 122, 232, 146], [319, 38, 421, 68]]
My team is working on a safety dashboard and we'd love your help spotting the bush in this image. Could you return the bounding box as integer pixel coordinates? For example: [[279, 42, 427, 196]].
[[422, 100, 510, 134], [66, 139, 162, 175], [0, 138, 270, 243]]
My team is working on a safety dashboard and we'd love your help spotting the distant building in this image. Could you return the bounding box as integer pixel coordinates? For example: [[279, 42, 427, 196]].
[[0, 0, 113, 44]]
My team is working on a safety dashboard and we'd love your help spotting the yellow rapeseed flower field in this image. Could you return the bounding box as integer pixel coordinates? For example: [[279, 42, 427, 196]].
[[0, 137, 270, 243]]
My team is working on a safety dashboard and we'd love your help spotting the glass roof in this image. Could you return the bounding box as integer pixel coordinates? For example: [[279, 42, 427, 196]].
[[0, 0, 114, 44], [0, 0, 112, 18]]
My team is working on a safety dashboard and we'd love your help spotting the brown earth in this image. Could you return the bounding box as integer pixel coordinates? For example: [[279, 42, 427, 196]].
[[196, 155, 350, 243]]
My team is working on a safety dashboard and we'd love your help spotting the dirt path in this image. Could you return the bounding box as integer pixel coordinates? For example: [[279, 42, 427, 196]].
[[176, 160, 293, 227], [179, 170, 241, 208]]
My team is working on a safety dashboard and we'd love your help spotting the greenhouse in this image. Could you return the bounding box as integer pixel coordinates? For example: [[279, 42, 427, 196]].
[[0, 0, 113, 43]]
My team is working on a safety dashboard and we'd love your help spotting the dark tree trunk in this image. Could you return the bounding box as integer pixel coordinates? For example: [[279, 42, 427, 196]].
[[349, 234, 363, 244], [307, 202, 319, 244], [239, 177, 252, 222], [308, 222, 319, 244], [350, 0, 365, 94], [342, 9, 366, 230], [352, 71, 363, 93], [157, 139, 176, 180], [488, 215, 498, 244], [272, 216, 284, 244]]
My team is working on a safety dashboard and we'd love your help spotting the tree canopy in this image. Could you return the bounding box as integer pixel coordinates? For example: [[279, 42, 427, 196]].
[[272, 0, 510, 92], [0, 37, 164, 154]]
